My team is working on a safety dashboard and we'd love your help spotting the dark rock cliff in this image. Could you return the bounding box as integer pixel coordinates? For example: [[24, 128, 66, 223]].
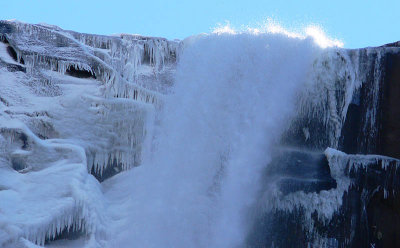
[[250, 46, 400, 248]]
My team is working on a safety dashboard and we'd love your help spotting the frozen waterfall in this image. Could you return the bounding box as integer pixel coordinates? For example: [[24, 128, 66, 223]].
[[3, 20, 374, 248], [103, 32, 322, 248]]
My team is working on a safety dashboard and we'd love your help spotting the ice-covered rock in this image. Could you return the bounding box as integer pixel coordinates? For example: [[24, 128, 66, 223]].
[[0, 20, 177, 246], [252, 44, 400, 247], [0, 20, 177, 179]]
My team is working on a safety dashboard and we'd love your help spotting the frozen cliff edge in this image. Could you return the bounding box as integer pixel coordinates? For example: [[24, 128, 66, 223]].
[[0, 20, 178, 247], [0, 20, 179, 179]]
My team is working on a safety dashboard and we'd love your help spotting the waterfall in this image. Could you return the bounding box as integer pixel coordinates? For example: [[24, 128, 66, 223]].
[[105, 32, 323, 248]]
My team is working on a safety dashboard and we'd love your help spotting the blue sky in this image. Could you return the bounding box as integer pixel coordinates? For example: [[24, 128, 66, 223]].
[[0, 0, 399, 48]]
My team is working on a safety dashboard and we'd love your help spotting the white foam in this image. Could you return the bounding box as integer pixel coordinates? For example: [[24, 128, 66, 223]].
[[104, 31, 322, 248]]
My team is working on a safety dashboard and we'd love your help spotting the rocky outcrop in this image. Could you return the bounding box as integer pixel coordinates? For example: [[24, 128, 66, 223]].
[[255, 45, 400, 248]]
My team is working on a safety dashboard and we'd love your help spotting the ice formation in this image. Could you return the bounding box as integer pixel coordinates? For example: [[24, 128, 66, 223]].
[[0, 20, 175, 247], [0, 121, 106, 247], [0, 19, 397, 248]]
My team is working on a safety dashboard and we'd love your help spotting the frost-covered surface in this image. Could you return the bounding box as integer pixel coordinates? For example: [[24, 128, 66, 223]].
[[0, 20, 175, 247], [1, 19, 398, 248], [0, 120, 107, 247], [1, 20, 176, 175], [0, 67, 108, 247], [290, 46, 388, 152], [298, 49, 360, 147]]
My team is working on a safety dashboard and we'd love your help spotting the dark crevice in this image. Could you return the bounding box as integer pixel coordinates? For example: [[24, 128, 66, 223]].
[[45, 225, 85, 245], [0, 35, 9, 44], [6, 45, 24, 64], [90, 159, 124, 182], [6, 63, 26, 72], [20, 133, 28, 149], [142, 43, 151, 64], [66, 65, 96, 78]]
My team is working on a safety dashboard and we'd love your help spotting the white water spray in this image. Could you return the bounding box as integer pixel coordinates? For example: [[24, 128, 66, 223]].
[[105, 31, 327, 247]]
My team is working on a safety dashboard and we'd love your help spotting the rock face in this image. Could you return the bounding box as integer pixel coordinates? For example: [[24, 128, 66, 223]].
[[252, 47, 400, 247], [335, 48, 400, 248], [1, 20, 400, 248]]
